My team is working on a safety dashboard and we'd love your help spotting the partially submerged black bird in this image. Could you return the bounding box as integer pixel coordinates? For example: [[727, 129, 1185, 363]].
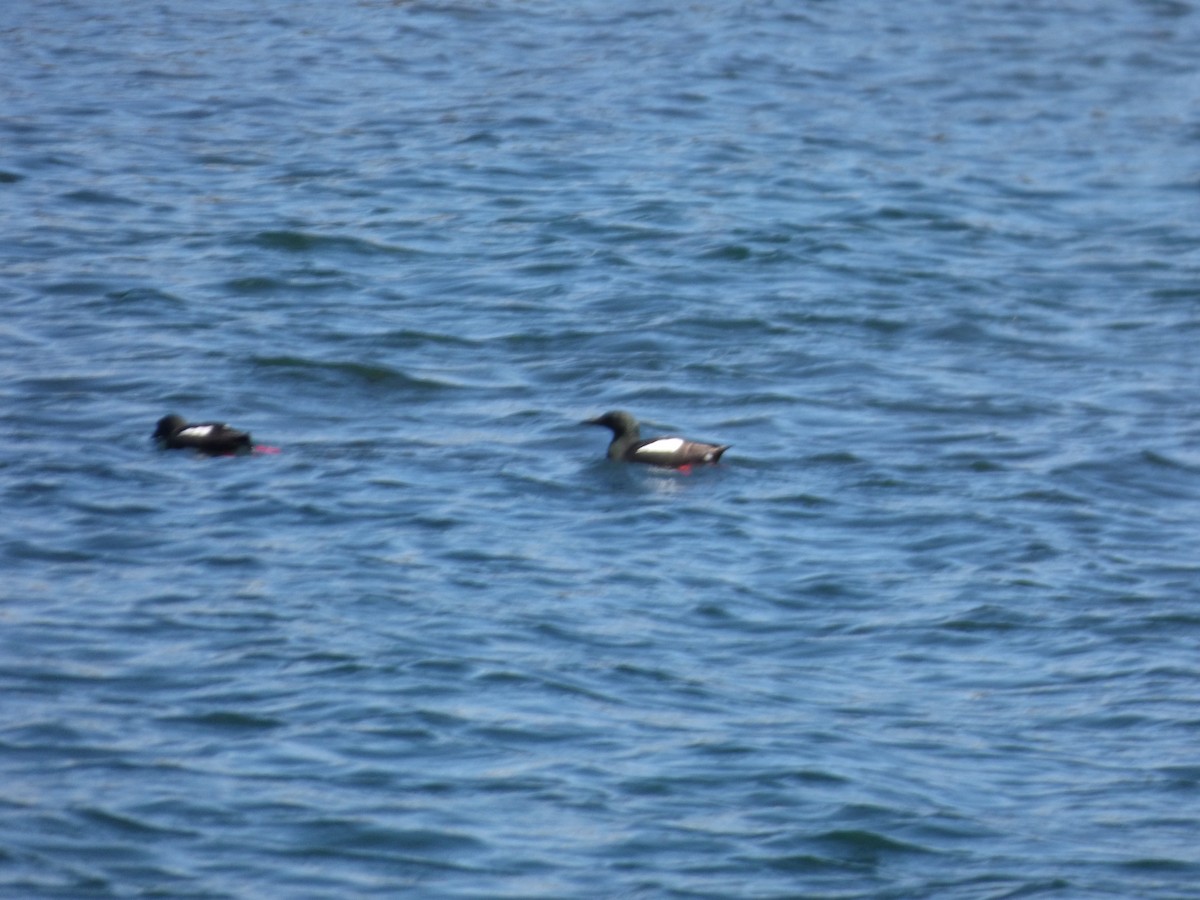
[[154, 414, 253, 456], [585, 410, 729, 468]]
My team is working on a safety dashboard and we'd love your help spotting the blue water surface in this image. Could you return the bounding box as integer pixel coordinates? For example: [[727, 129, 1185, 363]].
[[3, 1, 1200, 897]]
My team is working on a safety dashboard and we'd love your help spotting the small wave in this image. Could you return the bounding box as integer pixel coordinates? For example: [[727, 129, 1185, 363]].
[[698, 242, 797, 264], [61, 189, 140, 206], [79, 806, 195, 838], [6, 540, 94, 564], [1142, 449, 1200, 473], [252, 356, 457, 392], [104, 287, 185, 306], [815, 828, 937, 858], [288, 818, 485, 857], [1119, 858, 1200, 873], [248, 230, 422, 258], [166, 710, 283, 731]]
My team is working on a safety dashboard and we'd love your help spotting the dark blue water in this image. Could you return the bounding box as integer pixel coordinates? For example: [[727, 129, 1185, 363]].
[[4, 2, 1200, 897]]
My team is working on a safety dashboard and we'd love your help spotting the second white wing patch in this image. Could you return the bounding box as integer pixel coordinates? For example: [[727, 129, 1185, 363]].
[[637, 438, 684, 455]]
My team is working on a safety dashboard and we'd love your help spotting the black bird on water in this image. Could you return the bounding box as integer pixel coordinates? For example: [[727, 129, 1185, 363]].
[[585, 410, 729, 469], [154, 414, 253, 456]]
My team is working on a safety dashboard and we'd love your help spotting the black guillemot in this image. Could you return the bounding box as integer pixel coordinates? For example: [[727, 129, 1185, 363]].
[[154, 414, 253, 456], [585, 410, 729, 468]]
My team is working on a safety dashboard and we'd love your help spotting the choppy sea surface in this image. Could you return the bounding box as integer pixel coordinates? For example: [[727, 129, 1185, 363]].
[[3, 2, 1200, 897]]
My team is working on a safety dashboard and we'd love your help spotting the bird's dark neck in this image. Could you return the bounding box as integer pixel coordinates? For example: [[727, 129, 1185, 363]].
[[607, 425, 640, 460]]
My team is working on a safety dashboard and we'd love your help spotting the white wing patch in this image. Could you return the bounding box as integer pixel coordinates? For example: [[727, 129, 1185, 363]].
[[180, 425, 216, 438], [637, 438, 685, 455]]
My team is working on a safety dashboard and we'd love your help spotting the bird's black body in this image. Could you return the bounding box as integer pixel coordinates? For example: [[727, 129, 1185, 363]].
[[585, 410, 729, 468], [154, 414, 253, 456]]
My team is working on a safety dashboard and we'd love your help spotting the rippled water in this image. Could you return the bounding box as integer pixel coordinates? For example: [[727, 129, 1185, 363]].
[[3, 1, 1200, 897]]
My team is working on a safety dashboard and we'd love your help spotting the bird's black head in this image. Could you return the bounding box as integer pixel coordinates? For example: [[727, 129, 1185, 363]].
[[154, 414, 186, 439], [583, 410, 640, 438]]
